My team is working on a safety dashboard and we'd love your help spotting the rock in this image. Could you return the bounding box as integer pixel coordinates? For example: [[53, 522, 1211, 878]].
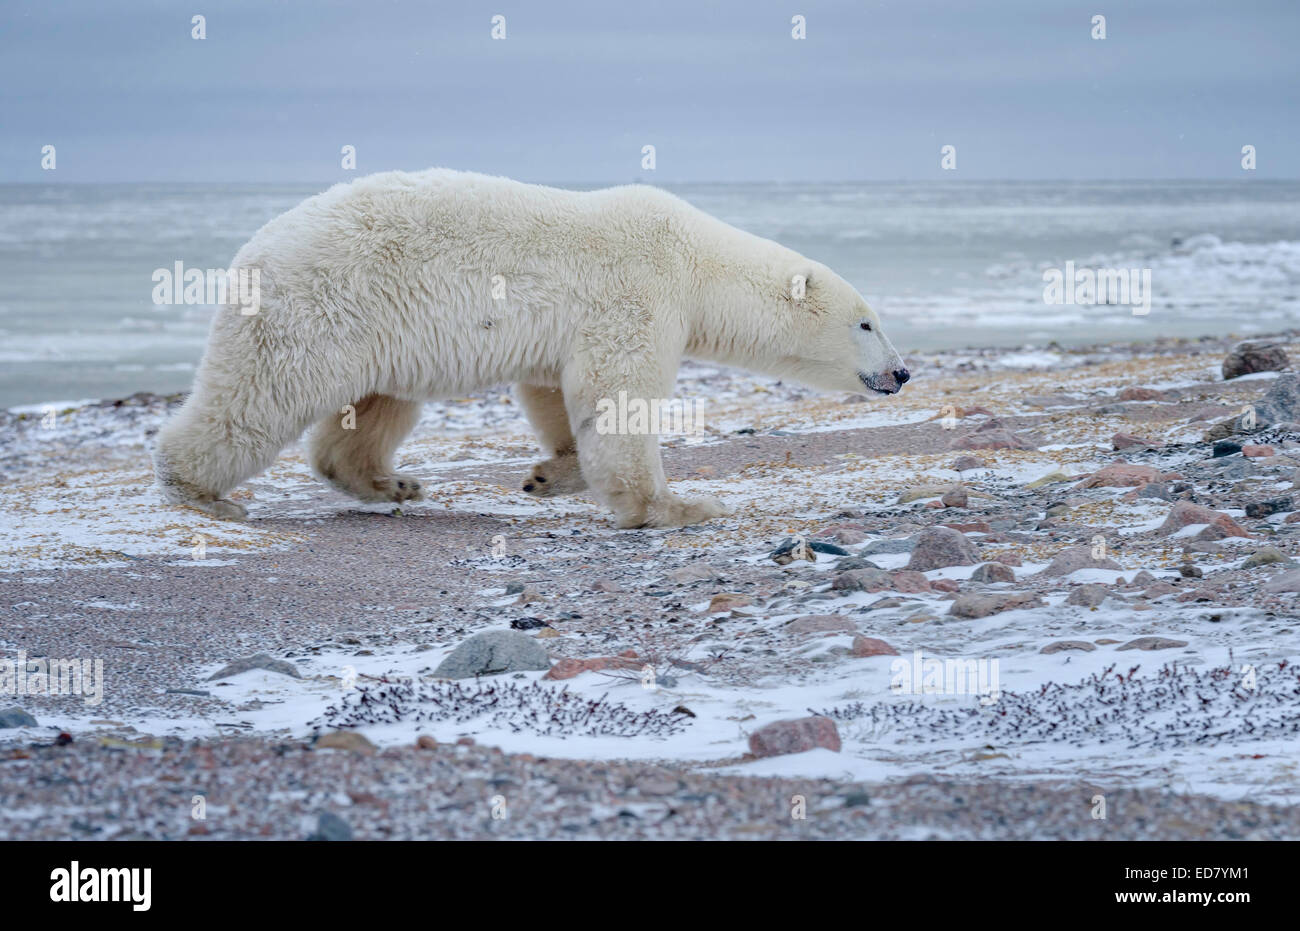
[[1044, 503, 1070, 518], [1075, 462, 1173, 489], [544, 654, 642, 680], [0, 707, 38, 728], [990, 552, 1022, 566], [931, 579, 961, 593], [769, 537, 815, 565], [970, 562, 1015, 583], [905, 526, 978, 571], [861, 538, 916, 556], [206, 652, 301, 682], [1040, 640, 1097, 654], [307, 811, 353, 842], [769, 537, 848, 564], [1177, 564, 1203, 579], [940, 485, 968, 508], [889, 570, 933, 593], [416, 735, 438, 750], [1038, 545, 1122, 577], [1156, 502, 1250, 539], [1130, 482, 1172, 501], [786, 615, 857, 635], [947, 592, 1041, 618], [432, 630, 552, 678], [1119, 387, 1166, 401], [1242, 445, 1276, 458], [314, 731, 377, 755], [748, 716, 841, 758], [1205, 457, 1257, 480], [1213, 440, 1242, 458], [1244, 498, 1293, 518], [898, 485, 950, 504], [831, 568, 894, 592], [1253, 373, 1300, 428], [1242, 547, 1294, 569], [1026, 470, 1072, 488], [832, 528, 867, 545], [1066, 584, 1109, 607], [706, 592, 753, 613], [1187, 404, 1234, 423], [516, 586, 544, 605], [949, 423, 1036, 451], [1112, 432, 1156, 450], [834, 556, 883, 571], [590, 579, 623, 593], [668, 563, 722, 583], [1262, 568, 1300, 593], [943, 521, 993, 534], [1129, 570, 1156, 587], [850, 636, 899, 657], [1222, 339, 1288, 380], [1116, 637, 1189, 652], [950, 455, 988, 471]]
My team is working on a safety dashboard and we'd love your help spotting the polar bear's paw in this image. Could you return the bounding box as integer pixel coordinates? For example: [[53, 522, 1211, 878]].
[[522, 455, 587, 497], [201, 498, 248, 521], [634, 494, 731, 529], [367, 473, 426, 503]]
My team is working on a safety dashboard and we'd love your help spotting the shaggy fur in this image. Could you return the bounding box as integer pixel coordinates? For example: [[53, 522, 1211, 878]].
[[154, 168, 907, 528]]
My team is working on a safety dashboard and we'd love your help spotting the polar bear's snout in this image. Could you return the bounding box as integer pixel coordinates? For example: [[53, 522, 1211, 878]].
[[859, 367, 910, 395]]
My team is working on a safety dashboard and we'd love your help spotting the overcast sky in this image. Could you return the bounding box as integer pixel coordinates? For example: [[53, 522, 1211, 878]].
[[2, 0, 1297, 182]]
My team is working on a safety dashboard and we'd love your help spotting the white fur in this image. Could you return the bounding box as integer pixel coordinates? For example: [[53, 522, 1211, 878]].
[[154, 169, 906, 528]]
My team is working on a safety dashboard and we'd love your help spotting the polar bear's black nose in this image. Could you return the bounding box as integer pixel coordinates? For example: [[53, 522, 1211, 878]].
[[894, 368, 911, 385]]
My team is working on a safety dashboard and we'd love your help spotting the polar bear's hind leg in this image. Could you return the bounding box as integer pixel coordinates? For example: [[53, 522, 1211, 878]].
[[310, 394, 425, 503]]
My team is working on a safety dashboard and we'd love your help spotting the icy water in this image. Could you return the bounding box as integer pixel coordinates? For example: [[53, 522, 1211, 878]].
[[1, 179, 1298, 408]]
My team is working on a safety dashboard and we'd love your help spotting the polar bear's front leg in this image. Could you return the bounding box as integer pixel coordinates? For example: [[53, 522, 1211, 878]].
[[517, 383, 587, 497], [563, 372, 728, 529]]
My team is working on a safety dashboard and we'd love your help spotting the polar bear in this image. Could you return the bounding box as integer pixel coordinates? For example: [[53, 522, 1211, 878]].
[[154, 169, 909, 528]]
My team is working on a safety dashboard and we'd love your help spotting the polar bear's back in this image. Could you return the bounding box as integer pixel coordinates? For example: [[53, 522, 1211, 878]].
[[234, 169, 696, 281]]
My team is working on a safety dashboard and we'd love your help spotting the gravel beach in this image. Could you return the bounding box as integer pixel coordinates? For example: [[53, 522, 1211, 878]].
[[3, 331, 1300, 840]]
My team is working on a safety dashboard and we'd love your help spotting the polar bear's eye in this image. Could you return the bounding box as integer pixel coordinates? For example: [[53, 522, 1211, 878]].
[[860, 322, 872, 332]]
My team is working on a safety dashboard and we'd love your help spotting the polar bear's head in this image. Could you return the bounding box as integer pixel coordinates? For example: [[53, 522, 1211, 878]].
[[779, 264, 910, 396]]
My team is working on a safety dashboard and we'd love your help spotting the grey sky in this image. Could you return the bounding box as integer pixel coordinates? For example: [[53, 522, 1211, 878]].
[[2, 0, 1297, 182]]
